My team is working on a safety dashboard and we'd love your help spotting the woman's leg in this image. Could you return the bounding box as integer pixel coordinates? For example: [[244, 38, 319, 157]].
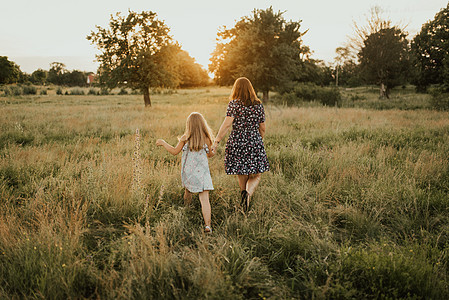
[[198, 191, 211, 227], [184, 188, 192, 206], [236, 175, 249, 210], [236, 173, 261, 212], [246, 173, 261, 196], [237, 175, 249, 191]]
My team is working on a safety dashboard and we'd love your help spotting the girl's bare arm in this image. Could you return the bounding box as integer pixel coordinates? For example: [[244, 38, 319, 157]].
[[156, 135, 187, 155], [206, 139, 215, 158]]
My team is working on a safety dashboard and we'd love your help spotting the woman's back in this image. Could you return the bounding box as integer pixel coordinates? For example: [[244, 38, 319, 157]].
[[224, 99, 269, 175], [226, 99, 265, 131]]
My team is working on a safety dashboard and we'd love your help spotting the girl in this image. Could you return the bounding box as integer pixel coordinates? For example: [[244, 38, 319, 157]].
[[211, 77, 269, 212], [156, 112, 215, 233]]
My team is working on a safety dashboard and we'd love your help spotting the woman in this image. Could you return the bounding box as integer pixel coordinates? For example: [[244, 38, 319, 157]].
[[212, 77, 269, 212]]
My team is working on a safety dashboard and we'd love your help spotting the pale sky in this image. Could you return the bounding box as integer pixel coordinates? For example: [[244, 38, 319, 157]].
[[1, 0, 447, 73]]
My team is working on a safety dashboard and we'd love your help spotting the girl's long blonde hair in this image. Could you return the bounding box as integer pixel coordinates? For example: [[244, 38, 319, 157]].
[[229, 77, 261, 106], [184, 112, 215, 151]]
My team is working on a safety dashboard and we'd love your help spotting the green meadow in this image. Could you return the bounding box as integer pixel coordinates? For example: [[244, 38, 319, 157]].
[[1, 87, 448, 299]]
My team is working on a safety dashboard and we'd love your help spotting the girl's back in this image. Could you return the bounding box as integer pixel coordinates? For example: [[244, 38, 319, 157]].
[[181, 141, 213, 194]]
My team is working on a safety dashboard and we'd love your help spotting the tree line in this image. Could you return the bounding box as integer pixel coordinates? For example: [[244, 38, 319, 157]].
[[334, 5, 449, 98], [1, 4, 448, 106], [87, 4, 448, 106], [0, 51, 209, 91], [210, 5, 449, 101], [0, 60, 94, 87]]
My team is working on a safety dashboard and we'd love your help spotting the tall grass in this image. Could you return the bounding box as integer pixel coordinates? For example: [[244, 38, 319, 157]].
[[0, 87, 448, 298]]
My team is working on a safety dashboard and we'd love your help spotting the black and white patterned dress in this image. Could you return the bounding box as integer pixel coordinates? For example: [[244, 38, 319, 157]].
[[224, 99, 270, 175]]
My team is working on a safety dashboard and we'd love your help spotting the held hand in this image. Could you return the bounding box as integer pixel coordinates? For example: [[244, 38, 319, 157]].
[[156, 139, 165, 146], [211, 140, 219, 153]]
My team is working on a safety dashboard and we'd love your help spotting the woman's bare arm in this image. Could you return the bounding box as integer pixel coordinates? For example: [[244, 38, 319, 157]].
[[212, 116, 234, 151]]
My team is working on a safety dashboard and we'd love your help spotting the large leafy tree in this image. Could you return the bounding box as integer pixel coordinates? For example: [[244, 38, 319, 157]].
[[209, 7, 308, 101], [175, 50, 210, 88], [358, 27, 410, 98], [412, 3, 449, 91], [0, 56, 22, 84], [47, 62, 66, 85], [87, 10, 178, 106], [30, 69, 48, 85], [345, 7, 392, 59]]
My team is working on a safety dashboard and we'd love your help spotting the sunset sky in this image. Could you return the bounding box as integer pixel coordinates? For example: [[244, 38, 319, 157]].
[[1, 0, 447, 73]]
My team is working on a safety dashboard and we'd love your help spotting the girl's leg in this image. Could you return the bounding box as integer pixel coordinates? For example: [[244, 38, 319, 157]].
[[184, 188, 192, 206], [198, 191, 211, 227], [246, 173, 261, 196], [237, 175, 249, 191]]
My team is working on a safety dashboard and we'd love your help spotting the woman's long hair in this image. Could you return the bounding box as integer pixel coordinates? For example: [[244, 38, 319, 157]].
[[184, 112, 215, 151], [229, 77, 261, 106]]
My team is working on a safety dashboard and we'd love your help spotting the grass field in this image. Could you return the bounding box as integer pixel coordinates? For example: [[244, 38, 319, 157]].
[[1, 87, 448, 299]]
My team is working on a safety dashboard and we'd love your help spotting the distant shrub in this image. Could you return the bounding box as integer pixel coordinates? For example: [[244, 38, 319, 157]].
[[151, 87, 161, 94], [163, 89, 175, 95], [430, 91, 449, 111], [64, 91, 69, 95], [14, 86, 23, 96], [88, 88, 97, 95], [22, 86, 37, 95], [320, 88, 341, 106], [39, 89, 47, 95], [3, 86, 22, 96], [346, 76, 364, 87], [1, 86, 9, 96], [350, 94, 366, 101], [70, 88, 85, 95], [275, 83, 342, 107], [56, 87, 63, 95], [118, 88, 128, 95], [100, 88, 109, 95], [150, 87, 176, 95]]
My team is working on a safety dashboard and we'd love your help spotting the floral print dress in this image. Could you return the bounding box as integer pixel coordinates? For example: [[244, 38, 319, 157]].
[[181, 142, 214, 193], [224, 99, 270, 175]]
